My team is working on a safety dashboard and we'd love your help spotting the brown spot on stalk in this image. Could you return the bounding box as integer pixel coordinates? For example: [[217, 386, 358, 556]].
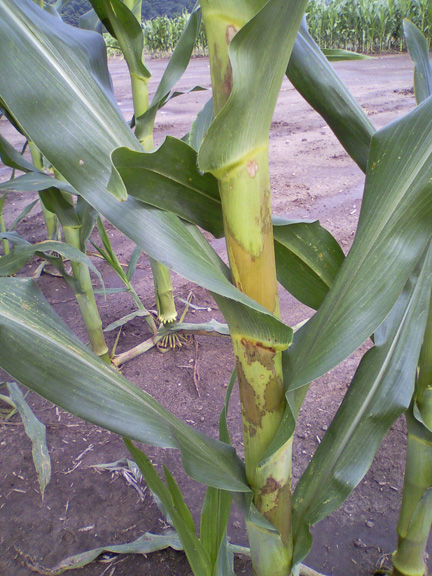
[[223, 63, 233, 101], [226, 25, 237, 44], [237, 360, 264, 427], [256, 479, 292, 546], [241, 339, 276, 368], [247, 160, 259, 178], [260, 476, 279, 496], [264, 377, 284, 413]]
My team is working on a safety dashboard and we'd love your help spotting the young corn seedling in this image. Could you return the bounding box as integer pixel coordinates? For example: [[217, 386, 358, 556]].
[[2, 2, 432, 575]]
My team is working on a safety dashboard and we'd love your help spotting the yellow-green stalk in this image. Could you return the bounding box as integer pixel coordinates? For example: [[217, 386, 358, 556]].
[[393, 291, 432, 576], [200, 3, 293, 573]]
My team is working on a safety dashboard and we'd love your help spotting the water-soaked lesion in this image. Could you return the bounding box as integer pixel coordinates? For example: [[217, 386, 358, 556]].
[[241, 338, 277, 369], [237, 359, 265, 427]]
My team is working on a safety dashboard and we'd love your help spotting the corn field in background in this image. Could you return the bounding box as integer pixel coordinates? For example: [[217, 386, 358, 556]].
[[124, 0, 431, 56], [307, 0, 432, 52], [142, 11, 207, 55]]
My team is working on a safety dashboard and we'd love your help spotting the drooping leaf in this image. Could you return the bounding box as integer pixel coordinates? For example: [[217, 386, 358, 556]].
[[113, 137, 224, 237], [0, 0, 291, 351], [0, 235, 103, 287], [7, 381, 51, 498], [189, 97, 214, 152], [0, 173, 76, 195], [273, 218, 345, 310], [7, 199, 38, 231], [291, 242, 432, 567], [0, 132, 35, 173], [88, 0, 151, 86], [136, 7, 203, 141], [125, 439, 213, 576], [287, 18, 375, 173], [284, 95, 432, 396], [0, 277, 249, 493], [322, 48, 372, 61], [24, 531, 183, 575], [404, 19, 432, 105]]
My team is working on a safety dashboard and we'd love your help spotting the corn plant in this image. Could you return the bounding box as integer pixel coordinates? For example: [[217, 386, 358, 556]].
[[389, 20, 432, 576], [1, 2, 432, 576]]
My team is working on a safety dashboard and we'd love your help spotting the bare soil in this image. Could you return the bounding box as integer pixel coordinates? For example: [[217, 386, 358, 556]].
[[0, 53, 428, 576]]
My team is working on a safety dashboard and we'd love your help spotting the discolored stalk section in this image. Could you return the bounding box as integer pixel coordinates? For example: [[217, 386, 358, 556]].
[[200, 3, 294, 572], [393, 291, 432, 576]]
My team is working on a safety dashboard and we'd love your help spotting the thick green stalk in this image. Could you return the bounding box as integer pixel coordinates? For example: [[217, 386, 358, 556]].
[[63, 226, 110, 363], [393, 291, 432, 576], [392, 412, 432, 576], [201, 5, 293, 572]]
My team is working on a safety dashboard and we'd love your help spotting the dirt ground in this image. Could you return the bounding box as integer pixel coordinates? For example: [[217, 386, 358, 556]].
[[0, 52, 429, 576]]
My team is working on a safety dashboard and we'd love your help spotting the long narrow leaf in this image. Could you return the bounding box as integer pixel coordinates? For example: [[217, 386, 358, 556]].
[[291, 242, 432, 567], [0, 277, 249, 493], [125, 439, 213, 576], [113, 137, 224, 238], [404, 19, 432, 105], [25, 531, 183, 575], [7, 382, 51, 498], [0, 0, 291, 351], [284, 95, 432, 396], [287, 18, 375, 173]]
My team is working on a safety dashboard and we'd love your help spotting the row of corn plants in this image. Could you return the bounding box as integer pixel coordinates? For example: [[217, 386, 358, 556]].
[[1, 2, 432, 576], [136, 0, 432, 55], [142, 11, 207, 55], [306, 0, 432, 52]]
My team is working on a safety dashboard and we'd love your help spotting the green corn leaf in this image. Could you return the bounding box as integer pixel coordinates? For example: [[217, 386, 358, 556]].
[[76, 197, 98, 248], [0, 173, 76, 196], [7, 382, 51, 498], [39, 188, 80, 229], [124, 439, 213, 576], [0, 236, 103, 288], [200, 373, 235, 567], [291, 242, 432, 567], [88, 0, 151, 85], [198, 0, 308, 176], [287, 18, 375, 173], [112, 137, 224, 238], [321, 48, 372, 61], [7, 199, 38, 232], [103, 309, 151, 332], [136, 7, 203, 141], [404, 19, 432, 104], [0, 132, 35, 173], [0, 277, 249, 493], [0, 0, 291, 351], [273, 218, 345, 310], [188, 97, 214, 152], [126, 245, 141, 281], [284, 94, 432, 396], [113, 137, 342, 309], [164, 466, 196, 535]]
